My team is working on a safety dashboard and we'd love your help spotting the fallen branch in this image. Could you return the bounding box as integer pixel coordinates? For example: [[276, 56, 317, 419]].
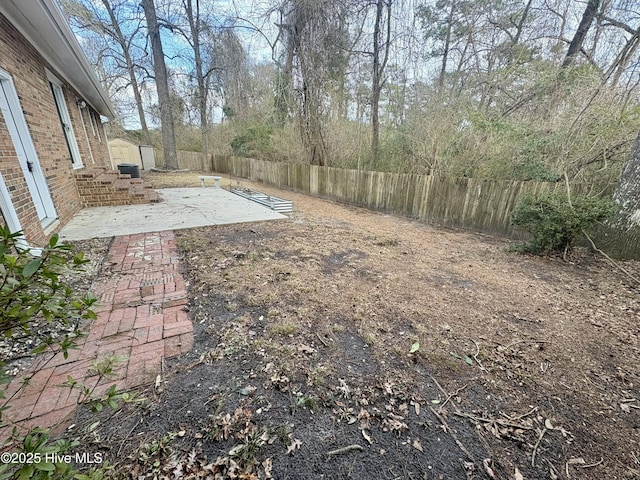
[[531, 427, 548, 467], [503, 406, 538, 422], [466, 337, 486, 371], [430, 406, 476, 463], [583, 230, 640, 286], [149, 167, 190, 173], [440, 384, 468, 409], [316, 332, 329, 347], [483, 458, 497, 479], [326, 444, 363, 456], [117, 418, 142, 457], [578, 458, 604, 469], [429, 374, 464, 413], [503, 339, 551, 351], [454, 411, 535, 431]]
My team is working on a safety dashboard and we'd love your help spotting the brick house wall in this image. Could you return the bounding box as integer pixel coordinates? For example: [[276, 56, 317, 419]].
[[0, 12, 113, 246]]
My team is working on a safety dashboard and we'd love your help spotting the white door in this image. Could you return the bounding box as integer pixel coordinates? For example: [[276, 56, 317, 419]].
[[0, 70, 57, 226]]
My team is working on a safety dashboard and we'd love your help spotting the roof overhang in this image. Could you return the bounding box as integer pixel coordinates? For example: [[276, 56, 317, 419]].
[[0, 0, 116, 118]]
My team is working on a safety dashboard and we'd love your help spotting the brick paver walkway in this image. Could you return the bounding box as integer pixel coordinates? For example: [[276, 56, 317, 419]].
[[1, 231, 192, 437]]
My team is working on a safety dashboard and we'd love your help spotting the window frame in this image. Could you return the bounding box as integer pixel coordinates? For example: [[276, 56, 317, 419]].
[[47, 70, 83, 169]]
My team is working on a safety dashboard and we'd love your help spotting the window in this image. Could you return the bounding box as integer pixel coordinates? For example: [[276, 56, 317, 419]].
[[47, 71, 83, 169]]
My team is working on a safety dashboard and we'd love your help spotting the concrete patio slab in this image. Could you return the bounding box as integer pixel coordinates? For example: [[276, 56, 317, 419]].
[[59, 187, 287, 241]]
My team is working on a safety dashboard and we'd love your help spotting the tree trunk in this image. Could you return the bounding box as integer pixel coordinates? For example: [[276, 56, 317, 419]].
[[301, 81, 326, 166], [141, 0, 178, 169], [597, 131, 640, 259], [275, 18, 295, 128], [185, 0, 209, 166], [438, 0, 455, 88], [371, 0, 383, 167], [371, 0, 391, 167], [561, 0, 600, 68]]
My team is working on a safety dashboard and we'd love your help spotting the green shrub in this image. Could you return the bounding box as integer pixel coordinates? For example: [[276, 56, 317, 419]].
[[230, 124, 272, 158], [0, 228, 96, 385], [512, 158, 559, 182], [510, 191, 618, 255], [0, 228, 100, 479]]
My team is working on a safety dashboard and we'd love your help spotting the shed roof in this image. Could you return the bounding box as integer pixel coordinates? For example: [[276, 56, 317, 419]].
[[0, 0, 116, 118]]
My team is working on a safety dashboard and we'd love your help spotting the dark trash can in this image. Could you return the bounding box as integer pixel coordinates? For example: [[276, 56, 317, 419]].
[[117, 163, 140, 179]]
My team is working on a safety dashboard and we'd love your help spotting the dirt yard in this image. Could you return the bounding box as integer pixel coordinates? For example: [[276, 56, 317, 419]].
[[70, 171, 639, 479]]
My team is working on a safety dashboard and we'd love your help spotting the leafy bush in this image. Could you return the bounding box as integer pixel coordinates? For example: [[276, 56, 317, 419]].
[[510, 191, 618, 255], [513, 158, 559, 182], [230, 124, 272, 158], [0, 228, 96, 383], [0, 228, 100, 479]]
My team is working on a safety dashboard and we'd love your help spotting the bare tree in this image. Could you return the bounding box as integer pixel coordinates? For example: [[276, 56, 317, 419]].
[[141, 0, 178, 169], [184, 0, 209, 162], [61, 0, 150, 139], [275, 0, 350, 166], [100, 0, 150, 141], [162, 0, 216, 163], [217, 29, 251, 121]]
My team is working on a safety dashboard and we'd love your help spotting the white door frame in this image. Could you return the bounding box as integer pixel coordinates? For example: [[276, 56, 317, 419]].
[[0, 68, 57, 228]]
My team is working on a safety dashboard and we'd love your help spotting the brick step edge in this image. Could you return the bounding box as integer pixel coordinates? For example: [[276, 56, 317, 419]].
[[74, 169, 159, 207]]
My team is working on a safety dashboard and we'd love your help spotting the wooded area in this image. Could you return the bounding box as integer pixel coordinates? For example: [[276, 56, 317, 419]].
[[62, 0, 640, 257]]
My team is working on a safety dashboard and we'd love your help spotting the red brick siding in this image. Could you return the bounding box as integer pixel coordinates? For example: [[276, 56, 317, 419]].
[[0, 12, 112, 246]]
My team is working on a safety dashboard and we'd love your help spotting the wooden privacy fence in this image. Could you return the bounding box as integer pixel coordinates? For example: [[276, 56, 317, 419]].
[[155, 149, 210, 171], [202, 154, 581, 239]]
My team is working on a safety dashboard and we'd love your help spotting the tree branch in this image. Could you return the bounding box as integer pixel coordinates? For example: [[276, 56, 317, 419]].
[[582, 230, 640, 285]]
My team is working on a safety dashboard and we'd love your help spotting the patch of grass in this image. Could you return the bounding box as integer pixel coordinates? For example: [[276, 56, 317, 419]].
[[375, 237, 399, 247], [247, 248, 272, 262], [269, 320, 298, 336], [177, 235, 210, 253], [274, 424, 293, 444], [253, 338, 297, 360], [226, 302, 239, 312], [229, 428, 270, 463], [296, 283, 317, 293], [359, 329, 377, 346], [137, 432, 177, 468], [294, 392, 319, 410], [307, 365, 331, 387], [332, 323, 346, 333], [247, 291, 278, 307]]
